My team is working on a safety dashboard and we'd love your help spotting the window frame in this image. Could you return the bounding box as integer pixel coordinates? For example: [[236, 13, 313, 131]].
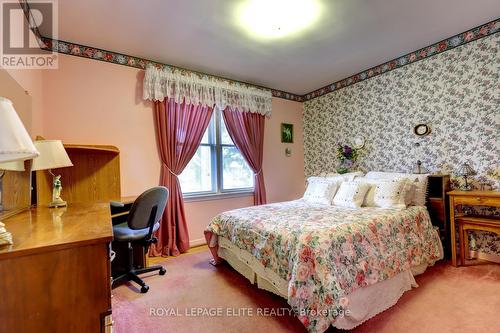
[[182, 108, 254, 200]]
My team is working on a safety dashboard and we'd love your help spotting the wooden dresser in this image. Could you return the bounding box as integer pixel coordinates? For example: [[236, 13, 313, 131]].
[[448, 190, 500, 267], [0, 203, 113, 333]]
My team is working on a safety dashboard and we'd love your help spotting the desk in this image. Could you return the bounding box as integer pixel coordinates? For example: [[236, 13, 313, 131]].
[[448, 190, 500, 267], [0, 203, 113, 332]]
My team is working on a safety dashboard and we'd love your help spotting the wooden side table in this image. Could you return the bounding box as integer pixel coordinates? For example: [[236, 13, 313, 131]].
[[448, 190, 500, 266], [456, 216, 500, 266]]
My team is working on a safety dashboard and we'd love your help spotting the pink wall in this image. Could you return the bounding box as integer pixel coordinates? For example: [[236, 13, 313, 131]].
[[35, 54, 304, 246], [5, 68, 44, 135]]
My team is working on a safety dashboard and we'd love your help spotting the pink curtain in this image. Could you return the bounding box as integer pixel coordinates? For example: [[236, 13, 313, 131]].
[[150, 98, 214, 256], [222, 107, 267, 205]]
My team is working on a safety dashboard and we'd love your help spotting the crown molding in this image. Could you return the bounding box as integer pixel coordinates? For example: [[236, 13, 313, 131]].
[[18, 1, 498, 103]]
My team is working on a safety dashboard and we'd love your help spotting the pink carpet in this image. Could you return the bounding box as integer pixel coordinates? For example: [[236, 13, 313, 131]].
[[112, 250, 500, 333]]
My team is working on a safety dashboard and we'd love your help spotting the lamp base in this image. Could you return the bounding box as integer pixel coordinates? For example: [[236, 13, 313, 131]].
[[49, 199, 67, 208], [461, 184, 473, 191]]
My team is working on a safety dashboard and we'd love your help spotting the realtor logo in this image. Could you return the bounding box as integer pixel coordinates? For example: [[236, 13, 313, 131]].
[[1, 0, 58, 69]]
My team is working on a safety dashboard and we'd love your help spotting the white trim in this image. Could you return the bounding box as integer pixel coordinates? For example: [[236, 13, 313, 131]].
[[183, 191, 253, 203]]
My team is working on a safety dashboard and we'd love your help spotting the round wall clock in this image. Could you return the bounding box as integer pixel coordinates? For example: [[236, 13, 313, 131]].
[[353, 136, 365, 149], [414, 124, 431, 136]]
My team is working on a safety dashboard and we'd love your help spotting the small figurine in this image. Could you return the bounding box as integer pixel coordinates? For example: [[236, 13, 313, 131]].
[[50, 174, 67, 207]]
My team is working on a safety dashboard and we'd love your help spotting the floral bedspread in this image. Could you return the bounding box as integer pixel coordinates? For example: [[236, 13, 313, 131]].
[[204, 200, 442, 333]]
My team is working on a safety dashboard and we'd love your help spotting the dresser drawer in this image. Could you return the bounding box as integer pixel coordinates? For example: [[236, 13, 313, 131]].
[[454, 196, 500, 207]]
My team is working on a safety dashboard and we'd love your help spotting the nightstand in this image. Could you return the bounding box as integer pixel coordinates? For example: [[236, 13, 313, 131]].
[[448, 190, 500, 267]]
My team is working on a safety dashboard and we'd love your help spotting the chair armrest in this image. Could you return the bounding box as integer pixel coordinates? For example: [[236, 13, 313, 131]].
[[110, 201, 125, 208]]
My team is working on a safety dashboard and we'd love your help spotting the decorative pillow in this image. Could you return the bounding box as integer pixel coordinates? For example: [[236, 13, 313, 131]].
[[365, 172, 428, 206], [372, 180, 408, 209], [332, 181, 371, 208], [303, 178, 339, 205], [355, 178, 409, 208]]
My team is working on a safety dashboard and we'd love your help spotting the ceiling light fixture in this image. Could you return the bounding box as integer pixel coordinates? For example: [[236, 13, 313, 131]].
[[237, 0, 321, 40]]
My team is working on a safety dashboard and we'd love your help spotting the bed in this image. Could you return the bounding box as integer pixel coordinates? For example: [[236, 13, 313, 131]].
[[204, 177, 443, 333]]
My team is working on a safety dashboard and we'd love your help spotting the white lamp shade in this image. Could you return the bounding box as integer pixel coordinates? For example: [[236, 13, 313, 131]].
[[0, 97, 39, 163], [0, 160, 25, 171], [31, 140, 73, 171]]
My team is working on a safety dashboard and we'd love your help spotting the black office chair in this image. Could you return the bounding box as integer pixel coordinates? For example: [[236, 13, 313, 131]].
[[111, 186, 168, 293]]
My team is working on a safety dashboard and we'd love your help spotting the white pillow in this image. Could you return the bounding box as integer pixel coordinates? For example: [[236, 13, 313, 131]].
[[355, 178, 410, 209], [303, 179, 339, 205], [333, 181, 371, 208], [372, 180, 408, 209], [365, 172, 428, 206]]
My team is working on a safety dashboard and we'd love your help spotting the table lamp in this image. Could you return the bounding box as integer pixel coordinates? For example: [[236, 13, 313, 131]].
[[31, 140, 73, 207], [458, 163, 477, 191], [0, 97, 39, 246]]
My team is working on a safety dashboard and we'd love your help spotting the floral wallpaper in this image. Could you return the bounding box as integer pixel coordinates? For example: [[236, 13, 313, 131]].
[[303, 33, 499, 259]]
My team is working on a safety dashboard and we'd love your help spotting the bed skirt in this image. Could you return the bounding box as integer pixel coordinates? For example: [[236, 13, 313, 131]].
[[217, 236, 442, 330]]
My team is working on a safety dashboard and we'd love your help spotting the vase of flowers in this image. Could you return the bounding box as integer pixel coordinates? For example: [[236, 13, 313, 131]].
[[336, 144, 359, 174]]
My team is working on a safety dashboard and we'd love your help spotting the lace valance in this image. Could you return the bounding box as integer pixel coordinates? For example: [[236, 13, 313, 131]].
[[143, 66, 272, 116]]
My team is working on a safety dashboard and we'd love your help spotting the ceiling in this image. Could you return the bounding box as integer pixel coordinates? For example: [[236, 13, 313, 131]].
[[40, 0, 500, 95]]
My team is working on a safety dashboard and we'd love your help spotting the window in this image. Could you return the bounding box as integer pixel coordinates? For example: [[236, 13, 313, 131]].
[[179, 109, 254, 197]]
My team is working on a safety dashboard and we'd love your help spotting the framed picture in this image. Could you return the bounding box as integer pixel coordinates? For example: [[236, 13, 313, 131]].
[[281, 123, 293, 143]]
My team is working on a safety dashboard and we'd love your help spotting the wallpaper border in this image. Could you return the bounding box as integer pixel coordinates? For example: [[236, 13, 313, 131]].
[[18, 1, 304, 102], [18, 1, 499, 103], [303, 19, 500, 101]]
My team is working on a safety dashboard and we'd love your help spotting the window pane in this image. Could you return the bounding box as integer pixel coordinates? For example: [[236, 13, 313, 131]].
[[179, 146, 213, 193], [222, 146, 254, 190], [220, 118, 233, 145], [200, 128, 209, 144], [200, 118, 214, 144]]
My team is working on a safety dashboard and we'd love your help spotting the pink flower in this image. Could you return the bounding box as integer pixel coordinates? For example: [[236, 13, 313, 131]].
[[300, 246, 314, 262], [290, 284, 297, 297], [464, 31, 474, 42], [346, 233, 353, 243], [298, 286, 313, 299], [339, 297, 349, 308], [355, 271, 365, 285], [357, 260, 368, 272], [318, 320, 329, 332], [296, 262, 313, 281]]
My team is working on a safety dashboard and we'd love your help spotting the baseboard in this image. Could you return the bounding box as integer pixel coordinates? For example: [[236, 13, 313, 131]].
[[190, 238, 207, 248], [468, 250, 500, 264]]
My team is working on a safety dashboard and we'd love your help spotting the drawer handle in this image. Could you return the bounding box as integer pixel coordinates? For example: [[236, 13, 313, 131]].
[[476, 197, 483, 201]]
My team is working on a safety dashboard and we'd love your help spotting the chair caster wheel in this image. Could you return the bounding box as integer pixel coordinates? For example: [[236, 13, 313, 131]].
[[141, 285, 149, 293], [159, 267, 166, 275]]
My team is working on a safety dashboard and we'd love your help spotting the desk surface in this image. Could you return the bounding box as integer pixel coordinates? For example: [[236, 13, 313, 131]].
[[0, 203, 113, 260], [119, 196, 138, 204]]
